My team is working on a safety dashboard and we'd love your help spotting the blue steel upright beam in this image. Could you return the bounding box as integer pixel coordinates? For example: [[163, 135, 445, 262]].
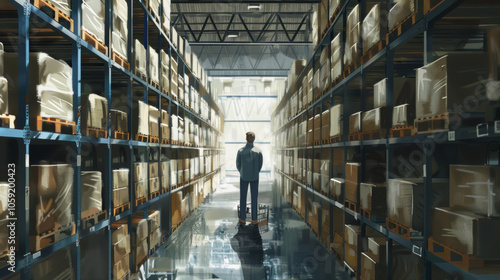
[[18, 3, 30, 279]]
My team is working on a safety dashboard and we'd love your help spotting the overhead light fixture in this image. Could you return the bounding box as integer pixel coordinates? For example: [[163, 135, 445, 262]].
[[248, 3, 261, 10], [227, 31, 239, 38]]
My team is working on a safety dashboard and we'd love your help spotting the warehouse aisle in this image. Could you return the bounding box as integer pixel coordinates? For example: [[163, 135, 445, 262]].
[[147, 177, 351, 280]]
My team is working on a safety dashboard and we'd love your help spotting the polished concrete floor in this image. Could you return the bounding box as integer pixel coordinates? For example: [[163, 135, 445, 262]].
[[145, 178, 351, 280]]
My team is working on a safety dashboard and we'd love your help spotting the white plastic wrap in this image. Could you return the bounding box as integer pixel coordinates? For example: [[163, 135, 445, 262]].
[[148, 105, 160, 138], [0, 77, 7, 115], [134, 179, 147, 199], [329, 0, 341, 18], [362, 4, 385, 53], [82, 93, 108, 130], [137, 100, 149, 136], [134, 40, 147, 77], [344, 42, 359, 66], [110, 109, 127, 132], [162, 0, 171, 32], [30, 164, 74, 234], [161, 161, 169, 190], [113, 169, 129, 189], [330, 104, 343, 136], [81, 171, 103, 212], [160, 50, 169, 92], [133, 162, 147, 182], [47, 0, 71, 17], [388, 0, 415, 31], [149, 46, 159, 84], [392, 104, 411, 127], [112, 0, 128, 59], [82, 0, 105, 40]]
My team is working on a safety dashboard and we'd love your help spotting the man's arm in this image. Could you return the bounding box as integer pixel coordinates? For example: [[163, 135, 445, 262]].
[[236, 150, 241, 172], [258, 151, 263, 172]]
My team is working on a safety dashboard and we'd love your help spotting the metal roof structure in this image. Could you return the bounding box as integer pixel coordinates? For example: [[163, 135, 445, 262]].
[[171, 2, 317, 76]]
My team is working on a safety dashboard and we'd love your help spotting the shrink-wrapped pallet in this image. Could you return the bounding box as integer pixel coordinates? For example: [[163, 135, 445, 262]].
[[148, 105, 160, 138], [160, 50, 170, 92], [113, 169, 129, 189], [81, 171, 103, 212], [82, 0, 105, 40], [162, 0, 171, 34], [112, 0, 128, 59], [82, 93, 108, 131], [137, 100, 149, 136], [47, 0, 71, 17], [148, 210, 160, 232], [134, 40, 147, 78], [388, 0, 415, 31], [30, 164, 74, 234], [149, 46, 159, 84], [133, 162, 147, 182], [362, 4, 387, 53], [134, 179, 147, 199], [110, 109, 127, 132]]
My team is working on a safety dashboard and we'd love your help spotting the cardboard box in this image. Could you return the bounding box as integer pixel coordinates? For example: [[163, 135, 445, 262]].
[[113, 253, 130, 280], [148, 211, 161, 232], [113, 169, 129, 189], [132, 218, 148, 244], [361, 107, 392, 132], [111, 223, 128, 244], [149, 227, 161, 250], [374, 77, 416, 108], [134, 179, 147, 199], [113, 187, 129, 207], [133, 162, 147, 182], [345, 224, 361, 250], [113, 234, 130, 264], [449, 165, 500, 217], [387, 178, 449, 231], [360, 183, 386, 218], [81, 171, 103, 212], [368, 237, 387, 264], [345, 162, 361, 203], [392, 104, 415, 127], [345, 243, 358, 272], [349, 112, 362, 134], [361, 252, 386, 280], [330, 178, 344, 197], [110, 109, 128, 132], [416, 53, 489, 119], [432, 207, 500, 259]]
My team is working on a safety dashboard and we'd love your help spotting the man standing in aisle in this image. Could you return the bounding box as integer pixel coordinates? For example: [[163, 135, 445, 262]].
[[236, 131, 263, 228]]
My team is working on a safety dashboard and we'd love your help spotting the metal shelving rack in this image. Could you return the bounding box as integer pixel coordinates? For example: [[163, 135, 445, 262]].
[[272, 0, 500, 279], [0, 0, 224, 279]]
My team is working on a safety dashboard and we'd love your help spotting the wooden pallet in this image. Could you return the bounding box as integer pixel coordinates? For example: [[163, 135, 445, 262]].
[[30, 223, 76, 252], [113, 202, 130, 216], [360, 208, 372, 220], [33, 0, 74, 31], [81, 29, 107, 55], [150, 191, 160, 200], [343, 62, 358, 79], [320, 190, 329, 197], [414, 114, 449, 134], [134, 70, 147, 81], [390, 126, 414, 138], [81, 209, 107, 230], [428, 236, 500, 273], [330, 135, 342, 143], [348, 132, 362, 141], [386, 218, 411, 241], [313, 140, 322, 146], [36, 116, 76, 134], [424, 0, 446, 14], [344, 200, 357, 212], [161, 138, 169, 144], [361, 130, 386, 140], [83, 126, 107, 138], [113, 130, 129, 140], [135, 196, 147, 206], [386, 13, 417, 44], [149, 136, 160, 143], [332, 75, 343, 87], [0, 114, 15, 128], [361, 40, 385, 65], [112, 52, 130, 70], [330, 193, 340, 202], [151, 80, 160, 90], [135, 133, 149, 142], [161, 187, 169, 194]]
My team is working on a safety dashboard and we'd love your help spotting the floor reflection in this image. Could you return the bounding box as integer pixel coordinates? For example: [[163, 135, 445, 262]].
[[147, 179, 351, 280]]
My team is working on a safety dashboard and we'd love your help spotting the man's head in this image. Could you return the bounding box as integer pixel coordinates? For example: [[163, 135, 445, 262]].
[[246, 131, 255, 143]]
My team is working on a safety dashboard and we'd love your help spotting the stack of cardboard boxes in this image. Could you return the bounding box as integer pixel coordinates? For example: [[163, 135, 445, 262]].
[[112, 223, 130, 280], [344, 224, 361, 272], [149, 161, 160, 196], [432, 165, 500, 261], [112, 0, 128, 60], [81, 93, 108, 136], [113, 169, 130, 208], [344, 5, 360, 67], [148, 211, 161, 251], [131, 216, 149, 272], [161, 161, 170, 192], [133, 162, 148, 200]]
